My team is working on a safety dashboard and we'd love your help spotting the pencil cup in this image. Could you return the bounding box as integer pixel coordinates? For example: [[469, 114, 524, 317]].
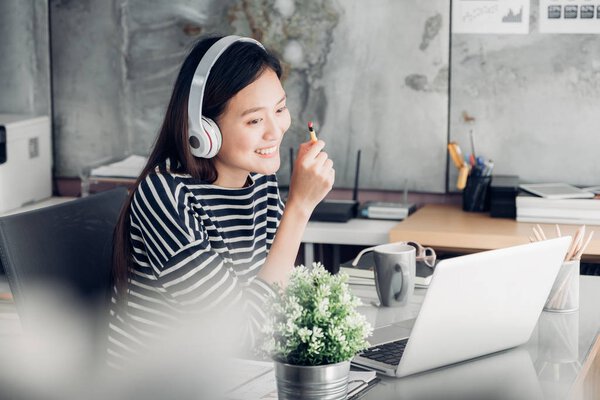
[[544, 260, 579, 313], [462, 176, 491, 212]]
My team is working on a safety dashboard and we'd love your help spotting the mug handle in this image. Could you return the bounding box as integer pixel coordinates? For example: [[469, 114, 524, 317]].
[[352, 246, 376, 267], [393, 263, 410, 301]]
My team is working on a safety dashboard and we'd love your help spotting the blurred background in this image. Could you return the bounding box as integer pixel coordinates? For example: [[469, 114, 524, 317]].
[[1, 0, 599, 194]]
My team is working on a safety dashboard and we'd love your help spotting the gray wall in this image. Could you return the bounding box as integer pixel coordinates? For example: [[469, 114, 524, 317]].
[[49, 0, 450, 192], [0, 0, 50, 116], [10, 0, 599, 192], [449, 1, 600, 189], [50, 0, 127, 177]]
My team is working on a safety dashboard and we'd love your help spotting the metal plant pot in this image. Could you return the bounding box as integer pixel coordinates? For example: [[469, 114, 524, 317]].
[[274, 360, 350, 400]]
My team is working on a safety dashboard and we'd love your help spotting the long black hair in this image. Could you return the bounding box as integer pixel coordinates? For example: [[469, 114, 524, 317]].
[[112, 35, 283, 294]]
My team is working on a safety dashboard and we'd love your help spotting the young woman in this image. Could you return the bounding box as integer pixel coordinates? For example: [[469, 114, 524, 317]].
[[106, 36, 334, 366]]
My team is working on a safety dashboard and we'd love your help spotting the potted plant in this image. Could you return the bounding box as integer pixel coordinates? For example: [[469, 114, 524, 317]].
[[261, 263, 373, 400]]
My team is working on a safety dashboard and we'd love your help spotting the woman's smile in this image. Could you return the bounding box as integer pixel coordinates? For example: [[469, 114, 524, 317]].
[[255, 146, 278, 157]]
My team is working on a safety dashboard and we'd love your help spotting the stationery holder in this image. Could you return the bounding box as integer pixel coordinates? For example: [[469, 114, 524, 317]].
[[544, 260, 579, 313], [462, 175, 491, 212]]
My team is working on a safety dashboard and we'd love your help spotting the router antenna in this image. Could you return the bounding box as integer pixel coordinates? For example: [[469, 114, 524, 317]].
[[353, 150, 361, 202]]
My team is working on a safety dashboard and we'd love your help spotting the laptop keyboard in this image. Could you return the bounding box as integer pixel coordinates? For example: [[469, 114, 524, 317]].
[[359, 338, 409, 366]]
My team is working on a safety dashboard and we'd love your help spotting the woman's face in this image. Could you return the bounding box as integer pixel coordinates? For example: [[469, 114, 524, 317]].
[[213, 68, 290, 188]]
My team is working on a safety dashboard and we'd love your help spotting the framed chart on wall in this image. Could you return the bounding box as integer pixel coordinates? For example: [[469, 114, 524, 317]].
[[452, 0, 531, 34], [539, 0, 600, 33]]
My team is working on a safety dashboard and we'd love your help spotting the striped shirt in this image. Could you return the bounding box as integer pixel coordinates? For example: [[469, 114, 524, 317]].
[[107, 161, 284, 367]]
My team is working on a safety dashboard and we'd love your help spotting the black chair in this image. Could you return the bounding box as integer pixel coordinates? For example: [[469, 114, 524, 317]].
[[0, 187, 128, 357]]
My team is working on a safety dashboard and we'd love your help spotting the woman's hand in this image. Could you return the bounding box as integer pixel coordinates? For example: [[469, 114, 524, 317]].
[[287, 140, 335, 214], [258, 140, 333, 286]]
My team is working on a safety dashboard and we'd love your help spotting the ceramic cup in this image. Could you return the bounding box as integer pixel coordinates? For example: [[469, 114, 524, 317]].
[[353, 242, 416, 307]]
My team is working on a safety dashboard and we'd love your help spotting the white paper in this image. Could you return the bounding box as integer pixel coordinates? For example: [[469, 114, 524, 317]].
[[227, 360, 277, 400], [227, 370, 278, 400], [347, 370, 377, 396], [453, 0, 530, 34], [90, 154, 147, 178], [539, 0, 600, 33], [226, 360, 377, 400]]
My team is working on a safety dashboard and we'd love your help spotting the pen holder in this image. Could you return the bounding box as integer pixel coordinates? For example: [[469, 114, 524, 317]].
[[462, 176, 491, 212], [544, 260, 579, 313]]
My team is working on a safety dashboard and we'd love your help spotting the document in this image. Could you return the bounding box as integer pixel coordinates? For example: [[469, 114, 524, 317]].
[[539, 0, 600, 33], [90, 155, 147, 178], [453, 0, 530, 34]]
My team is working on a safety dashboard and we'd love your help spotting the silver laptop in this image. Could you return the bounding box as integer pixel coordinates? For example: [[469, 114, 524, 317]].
[[352, 237, 571, 378]]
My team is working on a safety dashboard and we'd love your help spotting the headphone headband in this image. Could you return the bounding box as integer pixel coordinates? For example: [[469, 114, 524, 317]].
[[188, 35, 265, 158]]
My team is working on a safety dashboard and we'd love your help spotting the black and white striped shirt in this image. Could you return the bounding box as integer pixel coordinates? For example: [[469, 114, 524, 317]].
[[107, 161, 283, 367]]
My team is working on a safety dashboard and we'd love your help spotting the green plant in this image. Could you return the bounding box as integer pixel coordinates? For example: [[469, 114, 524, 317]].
[[261, 263, 372, 366]]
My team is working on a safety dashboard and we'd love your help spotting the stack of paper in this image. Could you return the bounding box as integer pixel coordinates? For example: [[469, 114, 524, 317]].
[[340, 265, 434, 288], [227, 360, 378, 400], [340, 266, 375, 286], [90, 155, 147, 178], [516, 193, 600, 225]]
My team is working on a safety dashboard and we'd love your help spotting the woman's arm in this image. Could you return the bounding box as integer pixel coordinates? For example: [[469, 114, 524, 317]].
[[257, 140, 334, 286]]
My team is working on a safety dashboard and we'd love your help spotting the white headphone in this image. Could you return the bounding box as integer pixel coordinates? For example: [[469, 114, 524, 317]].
[[188, 35, 265, 158]]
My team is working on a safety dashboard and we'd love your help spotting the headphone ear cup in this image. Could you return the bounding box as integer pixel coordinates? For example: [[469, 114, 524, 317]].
[[201, 117, 222, 159], [188, 125, 210, 158]]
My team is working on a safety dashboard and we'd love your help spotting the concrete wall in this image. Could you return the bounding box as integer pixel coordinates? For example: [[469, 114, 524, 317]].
[[0, 0, 51, 116], [11, 0, 599, 192], [49, 0, 450, 192], [50, 0, 127, 177], [449, 0, 600, 189]]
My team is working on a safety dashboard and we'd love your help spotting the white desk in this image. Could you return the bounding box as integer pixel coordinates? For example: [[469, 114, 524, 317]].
[[354, 276, 600, 399], [1, 277, 598, 398], [302, 219, 398, 266], [0, 197, 76, 217]]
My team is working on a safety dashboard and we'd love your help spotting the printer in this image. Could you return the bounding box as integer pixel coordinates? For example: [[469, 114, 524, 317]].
[[0, 115, 52, 214]]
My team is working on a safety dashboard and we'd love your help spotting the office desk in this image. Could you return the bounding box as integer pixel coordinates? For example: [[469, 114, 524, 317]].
[[302, 219, 398, 266], [354, 276, 600, 399], [390, 204, 600, 262], [0, 196, 76, 217], [0, 277, 598, 398]]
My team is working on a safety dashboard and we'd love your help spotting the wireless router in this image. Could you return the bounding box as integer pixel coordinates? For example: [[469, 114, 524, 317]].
[[358, 182, 416, 221], [310, 150, 361, 223]]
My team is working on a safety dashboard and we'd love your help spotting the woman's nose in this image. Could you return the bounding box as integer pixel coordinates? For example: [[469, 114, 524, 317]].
[[263, 116, 283, 140]]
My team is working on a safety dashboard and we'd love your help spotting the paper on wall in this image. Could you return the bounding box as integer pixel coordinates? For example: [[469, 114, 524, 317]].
[[539, 0, 600, 33], [453, 0, 530, 34]]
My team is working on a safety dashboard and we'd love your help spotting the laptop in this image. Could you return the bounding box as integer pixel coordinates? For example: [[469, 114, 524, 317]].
[[352, 237, 571, 378]]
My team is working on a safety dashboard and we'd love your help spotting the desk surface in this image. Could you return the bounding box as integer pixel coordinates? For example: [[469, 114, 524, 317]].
[[355, 276, 600, 400], [1, 275, 598, 398], [390, 204, 600, 261], [303, 218, 398, 246]]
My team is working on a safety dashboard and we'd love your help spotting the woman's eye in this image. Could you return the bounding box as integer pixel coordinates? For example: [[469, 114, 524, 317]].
[[276, 106, 287, 113], [248, 118, 262, 125]]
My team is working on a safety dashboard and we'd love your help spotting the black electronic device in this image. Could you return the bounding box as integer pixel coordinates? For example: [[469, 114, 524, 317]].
[[489, 175, 520, 218], [310, 150, 361, 223]]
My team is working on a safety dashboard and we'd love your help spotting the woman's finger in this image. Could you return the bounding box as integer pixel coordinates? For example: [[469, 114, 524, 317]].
[[298, 140, 325, 160]]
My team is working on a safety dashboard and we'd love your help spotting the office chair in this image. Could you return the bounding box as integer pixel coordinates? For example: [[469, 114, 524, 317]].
[[0, 187, 128, 358]]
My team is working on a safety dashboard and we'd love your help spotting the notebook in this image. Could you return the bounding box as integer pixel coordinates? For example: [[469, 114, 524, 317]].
[[340, 252, 435, 287], [519, 183, 595, 199]]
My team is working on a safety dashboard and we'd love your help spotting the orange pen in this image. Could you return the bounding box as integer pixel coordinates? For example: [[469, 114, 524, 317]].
[[308, 121, 318, 142]]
